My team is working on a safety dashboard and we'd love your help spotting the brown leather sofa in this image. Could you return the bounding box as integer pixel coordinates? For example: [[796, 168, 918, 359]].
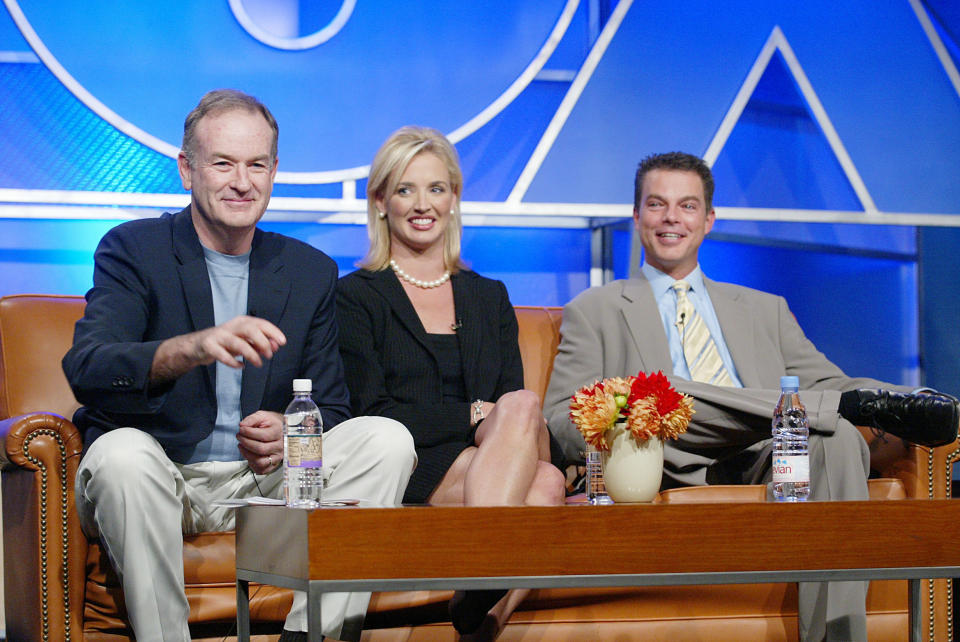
[[1, 294, 957, 641]]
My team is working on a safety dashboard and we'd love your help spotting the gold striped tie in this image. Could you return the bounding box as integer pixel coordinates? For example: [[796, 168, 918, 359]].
[[673, 281, 734, 386]]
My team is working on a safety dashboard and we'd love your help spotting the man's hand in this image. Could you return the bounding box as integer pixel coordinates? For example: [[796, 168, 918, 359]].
[[238, 410, 284, 474], [150, 315, 287, 383]]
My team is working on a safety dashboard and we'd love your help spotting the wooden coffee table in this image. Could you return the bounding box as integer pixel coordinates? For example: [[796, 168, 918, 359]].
[[236, 499, 960, 642]]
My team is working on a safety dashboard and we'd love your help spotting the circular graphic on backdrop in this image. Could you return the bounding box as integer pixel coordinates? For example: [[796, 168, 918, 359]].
[[7, 0, 574, 182], [227, 0, 355, 51]]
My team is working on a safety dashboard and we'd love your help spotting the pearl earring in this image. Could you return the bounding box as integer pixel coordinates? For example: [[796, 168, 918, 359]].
[[378, 211, 386, 220]]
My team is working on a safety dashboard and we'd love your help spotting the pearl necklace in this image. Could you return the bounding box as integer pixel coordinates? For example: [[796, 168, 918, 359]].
[[389, 259, 451, 289]]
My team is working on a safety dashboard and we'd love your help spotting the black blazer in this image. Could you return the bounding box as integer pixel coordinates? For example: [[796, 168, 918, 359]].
[[336, 268, 523, 501], [63, 208, 351, 451]]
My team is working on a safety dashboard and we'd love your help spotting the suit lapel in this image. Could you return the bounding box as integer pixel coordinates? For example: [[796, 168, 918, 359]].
[[366, 269, 437, 359], [451, 272, 482, 397], [172, 208, 215, 332], [242, 230, 290, 416], [619, 276, 674, 374], [705, 278, 758, 387], [172, 209, 216, 391]]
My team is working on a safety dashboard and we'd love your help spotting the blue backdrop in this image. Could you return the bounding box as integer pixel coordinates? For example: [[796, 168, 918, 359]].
[[1, 0, 958, 395]]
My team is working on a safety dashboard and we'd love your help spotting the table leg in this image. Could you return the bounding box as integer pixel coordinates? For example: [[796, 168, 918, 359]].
[[237, 578, 251, 642], [308, 583, 323, 642], [908, 578, 921, 642]]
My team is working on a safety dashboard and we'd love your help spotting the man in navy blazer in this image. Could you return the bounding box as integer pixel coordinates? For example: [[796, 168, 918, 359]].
[[63, 89, 416, 642]]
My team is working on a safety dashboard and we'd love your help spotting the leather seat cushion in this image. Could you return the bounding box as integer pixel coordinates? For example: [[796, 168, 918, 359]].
[[84, 533, 292, 633]]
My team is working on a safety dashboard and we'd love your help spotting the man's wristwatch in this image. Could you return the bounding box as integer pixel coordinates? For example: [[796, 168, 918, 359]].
[[472, 399, 485, 424]]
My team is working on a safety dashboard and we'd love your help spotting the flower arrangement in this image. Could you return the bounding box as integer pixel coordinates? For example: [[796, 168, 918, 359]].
[[569, 371, 695, 451]]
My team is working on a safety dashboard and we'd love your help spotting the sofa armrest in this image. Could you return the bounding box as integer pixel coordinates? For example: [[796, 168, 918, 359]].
[[859, 425, 960, 642], [2, 412, 87, 642], [859, 426, 959, 500]]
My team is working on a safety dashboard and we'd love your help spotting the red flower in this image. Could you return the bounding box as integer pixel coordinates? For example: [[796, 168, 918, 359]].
[[630, 371, 686, 416]]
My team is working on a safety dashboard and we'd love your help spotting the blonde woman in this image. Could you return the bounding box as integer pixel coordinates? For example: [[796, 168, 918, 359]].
[[336, 126, 565, 638]]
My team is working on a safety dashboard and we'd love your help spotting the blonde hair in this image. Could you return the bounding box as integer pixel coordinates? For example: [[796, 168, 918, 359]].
[[360, 126, 466, 272]]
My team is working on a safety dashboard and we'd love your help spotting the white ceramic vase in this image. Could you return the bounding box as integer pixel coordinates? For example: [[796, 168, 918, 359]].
[[601, 424, 664, 503]]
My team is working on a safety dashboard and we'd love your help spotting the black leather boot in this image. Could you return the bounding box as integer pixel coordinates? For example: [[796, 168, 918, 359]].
[[841, 389, 959, 447]]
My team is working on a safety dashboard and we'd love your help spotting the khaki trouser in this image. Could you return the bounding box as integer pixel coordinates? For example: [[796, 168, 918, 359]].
[[76, 417, 416, 642]]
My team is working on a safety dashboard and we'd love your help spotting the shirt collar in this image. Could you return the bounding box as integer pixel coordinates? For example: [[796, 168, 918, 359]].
[[641, 263, 706, 299]]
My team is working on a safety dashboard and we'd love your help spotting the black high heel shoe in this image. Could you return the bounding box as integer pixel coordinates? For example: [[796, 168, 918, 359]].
[[448, 589, 508, 634]]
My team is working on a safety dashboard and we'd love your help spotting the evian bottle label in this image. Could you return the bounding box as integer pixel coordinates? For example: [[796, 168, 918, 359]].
[[772, 455, 809, 483], [287, 435, 322, 468]]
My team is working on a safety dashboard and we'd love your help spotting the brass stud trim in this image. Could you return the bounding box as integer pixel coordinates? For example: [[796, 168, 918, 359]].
[[943, 444, 960, 642], [23, 429, 71, 642]]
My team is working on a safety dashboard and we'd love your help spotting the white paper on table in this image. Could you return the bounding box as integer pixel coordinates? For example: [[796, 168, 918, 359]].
[[212, 497, 360, 507]]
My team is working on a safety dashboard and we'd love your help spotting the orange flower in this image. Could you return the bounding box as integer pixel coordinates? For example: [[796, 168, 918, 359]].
[[660, 399, 695, 441], [623, 395, 661, 442], [570, 371, 694, 448], [569, 377, 631, 450]]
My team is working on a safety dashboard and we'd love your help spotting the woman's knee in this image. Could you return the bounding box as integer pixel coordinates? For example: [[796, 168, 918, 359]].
[[528, 461, 566, 505], [496, 389, 541, 417], [488, 390, 545, 439]]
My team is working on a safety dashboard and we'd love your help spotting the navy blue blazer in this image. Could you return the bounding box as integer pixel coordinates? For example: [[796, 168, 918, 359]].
[[63, 208, 351, 451]]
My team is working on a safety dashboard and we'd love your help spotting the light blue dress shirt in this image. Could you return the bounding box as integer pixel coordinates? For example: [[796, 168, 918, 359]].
[[640, 263, 743, 388]]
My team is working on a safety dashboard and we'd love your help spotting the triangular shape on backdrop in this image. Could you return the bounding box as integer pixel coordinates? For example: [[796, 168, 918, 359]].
[[706, 27, 870, 212]]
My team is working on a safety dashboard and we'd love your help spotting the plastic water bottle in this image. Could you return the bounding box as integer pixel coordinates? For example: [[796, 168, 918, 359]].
[[771, 375, 810, 502], [585, 445, 614, 505], [283, 379, 323, 508]]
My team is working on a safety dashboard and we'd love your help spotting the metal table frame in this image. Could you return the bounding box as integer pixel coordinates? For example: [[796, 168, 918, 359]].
[[236, 501, 960, 642]]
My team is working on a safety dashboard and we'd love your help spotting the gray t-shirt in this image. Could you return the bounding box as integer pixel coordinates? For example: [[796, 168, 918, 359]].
[[169, 245, 250, 463]]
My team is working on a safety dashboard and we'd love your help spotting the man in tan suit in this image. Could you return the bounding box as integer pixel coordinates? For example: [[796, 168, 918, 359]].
[[544, 152, 958, 641]]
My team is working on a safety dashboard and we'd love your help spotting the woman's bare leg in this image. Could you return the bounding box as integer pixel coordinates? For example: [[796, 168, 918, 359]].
[[464, 390, 548, 505], [443, 460, 564, 637], [428, 390, 565, 638], [524, 460, 567, 506], [457, 589, 528, 642]]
